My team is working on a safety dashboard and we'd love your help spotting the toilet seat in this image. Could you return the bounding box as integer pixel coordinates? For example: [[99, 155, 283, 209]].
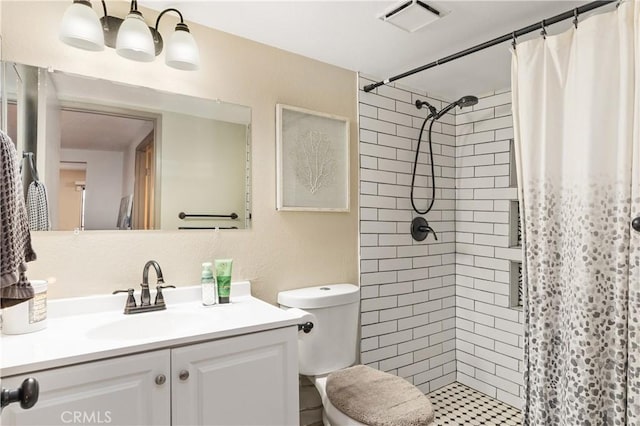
[[311, 375, 367, 426], [313, 366, 436, 426]]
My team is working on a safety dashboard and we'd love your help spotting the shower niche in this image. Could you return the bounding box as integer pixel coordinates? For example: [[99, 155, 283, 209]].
[[508, 200, 521, 248], [508, 139, 523, 309], [508, 200, 523, 308], [509, 261, 523, 308]]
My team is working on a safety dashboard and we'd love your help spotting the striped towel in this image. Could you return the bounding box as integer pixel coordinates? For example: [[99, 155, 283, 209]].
[[0, 131, 36, 308], [26, 180, 50, 231]]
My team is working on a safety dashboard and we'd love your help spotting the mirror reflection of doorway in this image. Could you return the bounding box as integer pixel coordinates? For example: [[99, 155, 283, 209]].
[[59, 108, 156, 230], [134, 132, 155, 230], [58, 163, 86, 231]]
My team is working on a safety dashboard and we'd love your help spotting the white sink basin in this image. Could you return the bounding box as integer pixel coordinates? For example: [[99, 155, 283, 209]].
[[85, 310, 207, 341], [1, 281, 308, 377]]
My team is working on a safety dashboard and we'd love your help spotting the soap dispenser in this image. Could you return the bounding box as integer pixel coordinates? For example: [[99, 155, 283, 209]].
[[201, 262, 217, 306]]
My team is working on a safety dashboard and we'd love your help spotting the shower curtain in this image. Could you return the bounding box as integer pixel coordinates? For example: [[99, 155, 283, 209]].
[[512, 2, 639, 425]]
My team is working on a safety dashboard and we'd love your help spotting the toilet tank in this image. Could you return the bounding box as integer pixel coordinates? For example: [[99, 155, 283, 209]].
[[278, 284, 359, 376]]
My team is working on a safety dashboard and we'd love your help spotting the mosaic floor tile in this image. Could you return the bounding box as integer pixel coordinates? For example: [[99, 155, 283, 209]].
[[427, 382, 522, 426]]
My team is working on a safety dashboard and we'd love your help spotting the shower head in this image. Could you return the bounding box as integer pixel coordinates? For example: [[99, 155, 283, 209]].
[[457, 95, 479, 108], [415, 99, 438, 117], [433, 95, 478, 120]]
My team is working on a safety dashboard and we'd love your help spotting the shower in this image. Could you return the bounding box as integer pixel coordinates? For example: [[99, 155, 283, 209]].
[[410, 95, 478, 241]]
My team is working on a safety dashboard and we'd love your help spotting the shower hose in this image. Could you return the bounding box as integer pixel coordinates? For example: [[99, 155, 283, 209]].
[[410, 115, 437, 215]]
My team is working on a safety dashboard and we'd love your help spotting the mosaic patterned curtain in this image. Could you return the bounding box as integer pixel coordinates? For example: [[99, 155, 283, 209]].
[[511, 2, 639, 424]]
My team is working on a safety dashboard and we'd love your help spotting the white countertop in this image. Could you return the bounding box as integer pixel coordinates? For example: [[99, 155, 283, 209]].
[[0, 282, 305, 377]]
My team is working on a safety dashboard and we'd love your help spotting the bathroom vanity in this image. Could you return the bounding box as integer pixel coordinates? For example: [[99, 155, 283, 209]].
[[0, 282, 301, 425]]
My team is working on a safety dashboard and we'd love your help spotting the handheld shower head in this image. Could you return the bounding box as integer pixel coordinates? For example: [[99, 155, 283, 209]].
[[433, 95, 479, 120], [457, 96, 479, 108], [415, 99, 438, 117], [410, 94, 479, 217]]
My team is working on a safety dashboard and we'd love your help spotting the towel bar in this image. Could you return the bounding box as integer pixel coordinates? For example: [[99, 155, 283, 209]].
[[178, 212, 238, 220]]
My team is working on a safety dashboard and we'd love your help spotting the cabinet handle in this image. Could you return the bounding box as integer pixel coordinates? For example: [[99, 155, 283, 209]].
[[1, 378, 39, 410], [179, 370, 190, 381], [155, 374, 166, 385]]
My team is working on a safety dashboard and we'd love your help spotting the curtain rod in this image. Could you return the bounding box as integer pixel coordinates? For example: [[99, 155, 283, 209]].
[[363, 0, 617, 93]]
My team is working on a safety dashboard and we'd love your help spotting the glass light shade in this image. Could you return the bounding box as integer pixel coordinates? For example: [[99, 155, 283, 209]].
[[165, 28, 200, 71], [59, 2, 105, 51], [115, 12, 155, 62]]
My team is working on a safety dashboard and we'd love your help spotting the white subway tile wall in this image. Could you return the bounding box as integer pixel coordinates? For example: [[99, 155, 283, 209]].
[[358, 77, 524, 408], [454, 90, 523, 408], [358, 76, 457, 394]]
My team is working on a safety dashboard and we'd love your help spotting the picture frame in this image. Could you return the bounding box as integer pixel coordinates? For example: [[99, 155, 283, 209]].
[[276, 104, 350, 212]]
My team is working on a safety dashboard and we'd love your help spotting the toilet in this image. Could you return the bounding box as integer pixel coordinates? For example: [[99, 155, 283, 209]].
[[278, 284, 434, 426]]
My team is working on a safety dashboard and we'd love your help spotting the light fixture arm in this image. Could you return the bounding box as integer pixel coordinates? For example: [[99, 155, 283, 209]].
[[154, 8, 199, 70], [154, 8, 191, 45], [92, 0, 165, 55], [155, 8, 185, 33], [152, 8, 193, 55], [99, 0, 109, 31]]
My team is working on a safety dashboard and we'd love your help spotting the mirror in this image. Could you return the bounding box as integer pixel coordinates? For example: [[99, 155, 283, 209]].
[[2, 62, 252, 231]]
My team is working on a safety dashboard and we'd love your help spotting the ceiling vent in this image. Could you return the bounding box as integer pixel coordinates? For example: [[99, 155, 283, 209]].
[[378, 0, 443, 33]]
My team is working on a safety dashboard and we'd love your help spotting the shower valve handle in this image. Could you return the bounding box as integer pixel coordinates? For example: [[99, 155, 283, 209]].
[[418, 225, 438, 241], [411, 217, 438, 242], [425, 226, 438, 241], [633, 216, 640, 232]]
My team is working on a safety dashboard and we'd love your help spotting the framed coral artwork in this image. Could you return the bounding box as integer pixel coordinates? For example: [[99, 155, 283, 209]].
[[276, 104, 350, 212]]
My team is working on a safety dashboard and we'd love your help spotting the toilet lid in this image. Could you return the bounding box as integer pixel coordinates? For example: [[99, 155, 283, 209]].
[[326, 365, 435, 426], [314, 376, 368, 426]]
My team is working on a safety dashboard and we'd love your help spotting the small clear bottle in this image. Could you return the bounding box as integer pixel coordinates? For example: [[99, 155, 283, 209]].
[[201, 262, 217, 306]]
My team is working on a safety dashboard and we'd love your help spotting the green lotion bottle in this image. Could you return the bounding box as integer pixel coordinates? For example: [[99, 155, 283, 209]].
[[215, 259, 233, 304]]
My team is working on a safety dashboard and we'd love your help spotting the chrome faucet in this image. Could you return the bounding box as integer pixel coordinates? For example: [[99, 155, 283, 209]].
[[141, 260, 165, 306], [113, 260, 175, 314]]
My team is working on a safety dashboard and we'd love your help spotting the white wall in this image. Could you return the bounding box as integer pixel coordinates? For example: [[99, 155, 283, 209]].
[[454, 90, 523, 408], [60, 148, 125, 230], [160, 114, 247, 229], [1, 1, 358, 303]]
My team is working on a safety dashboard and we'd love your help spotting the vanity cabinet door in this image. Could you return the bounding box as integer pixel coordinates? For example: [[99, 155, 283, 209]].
[[1, 350, 170, 426], [172, 326, 299, 426]]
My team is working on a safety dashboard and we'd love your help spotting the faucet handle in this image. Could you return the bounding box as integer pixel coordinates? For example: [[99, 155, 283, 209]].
[[113, 289, 137, 309], [426, 226, 438, 241], [154, 285, 176, 306]]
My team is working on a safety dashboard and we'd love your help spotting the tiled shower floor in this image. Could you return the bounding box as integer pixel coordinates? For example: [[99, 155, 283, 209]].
[[427, 382, 522, 425]]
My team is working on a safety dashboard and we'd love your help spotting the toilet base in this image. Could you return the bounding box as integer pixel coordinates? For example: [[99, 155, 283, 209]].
[[310, 374, 367, 426]]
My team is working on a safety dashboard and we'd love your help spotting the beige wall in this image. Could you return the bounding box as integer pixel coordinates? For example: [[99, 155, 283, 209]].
[[160, 114, 247, 230], [2, 1, 359, 303]]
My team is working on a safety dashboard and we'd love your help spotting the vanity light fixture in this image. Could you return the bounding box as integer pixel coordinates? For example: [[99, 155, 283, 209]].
[[59, 0, 200, 70], [59, 0, 105, 51]]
